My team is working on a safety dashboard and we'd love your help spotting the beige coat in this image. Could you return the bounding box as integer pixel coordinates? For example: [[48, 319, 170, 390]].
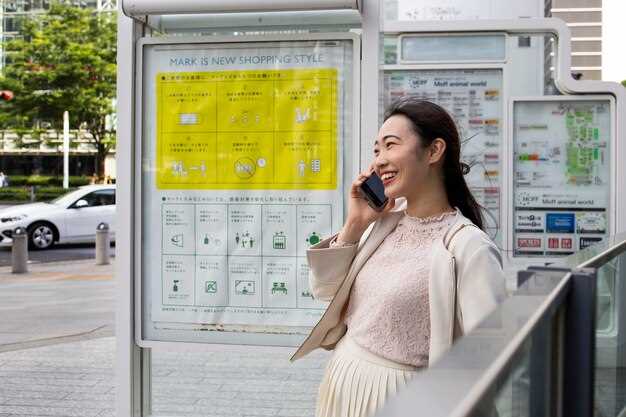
[[290, 209, 507, 364]]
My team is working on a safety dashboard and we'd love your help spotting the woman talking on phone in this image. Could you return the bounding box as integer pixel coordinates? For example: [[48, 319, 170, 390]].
[[290, 98, 507, 417]]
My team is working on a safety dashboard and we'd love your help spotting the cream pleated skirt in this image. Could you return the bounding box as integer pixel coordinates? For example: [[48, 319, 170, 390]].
[[316, 336, 419, 417]]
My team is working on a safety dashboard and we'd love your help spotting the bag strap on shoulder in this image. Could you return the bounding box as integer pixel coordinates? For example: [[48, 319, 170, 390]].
[[444, 223, 479, 251], [444, 222, 480, 341]]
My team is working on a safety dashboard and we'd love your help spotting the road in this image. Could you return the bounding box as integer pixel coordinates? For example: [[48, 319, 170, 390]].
[[0, 242, 114, 267]]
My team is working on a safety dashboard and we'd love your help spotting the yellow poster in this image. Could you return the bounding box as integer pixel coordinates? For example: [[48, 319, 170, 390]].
[[156, 69, 337, 190]]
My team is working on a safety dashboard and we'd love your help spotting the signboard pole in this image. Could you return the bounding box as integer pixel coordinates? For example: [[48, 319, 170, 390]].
[[360, 0, 380, 171], [116, 10, 144, 417], [63, 111, 69, 189]]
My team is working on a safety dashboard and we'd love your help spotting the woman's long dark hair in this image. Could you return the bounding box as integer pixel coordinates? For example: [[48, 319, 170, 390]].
[[383, 97, 484, 230]]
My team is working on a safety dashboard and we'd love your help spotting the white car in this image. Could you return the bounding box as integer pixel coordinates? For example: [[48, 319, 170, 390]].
[[0, 185, 115, 250]]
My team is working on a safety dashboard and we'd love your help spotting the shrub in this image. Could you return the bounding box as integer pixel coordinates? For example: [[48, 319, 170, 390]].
[[4, 175, 54, 186], [46, 176, 91, 187], [26, 175, 56, 186], [69, 176, 91, 186], [3, 175, 91, 187], [0, 187, 30, 202], [34, 186, 77, 201], [0, 185, 78, 202], [5, 175, 29, 186]]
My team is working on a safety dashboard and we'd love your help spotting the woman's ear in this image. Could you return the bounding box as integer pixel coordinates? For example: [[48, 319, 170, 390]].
[[428, 138, 447, 164]]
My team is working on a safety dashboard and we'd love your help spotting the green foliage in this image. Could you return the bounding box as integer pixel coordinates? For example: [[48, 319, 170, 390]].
[[622, 80, 626, 88], [7, 175, 91, 187], [0, 2, 117, 175], [35, 186, 78, 201], [67, 176, 91, 187], [0, 188, 30, 202], [0, 186, 78, 202], [4, 175, 44, 186], [18, 175, 55, 186]]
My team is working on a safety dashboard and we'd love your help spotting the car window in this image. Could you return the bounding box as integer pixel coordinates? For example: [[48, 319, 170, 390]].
[[72, 189, 115, 208], [52, 188, 91, 206]]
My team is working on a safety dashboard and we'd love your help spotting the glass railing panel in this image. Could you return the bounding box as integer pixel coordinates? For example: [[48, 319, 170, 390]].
[[557, 234, 626, 417], [596, 256, 617, 334], [467, 337, 531, 417], [593, 250, 626, 417], [555, 232, 626, 270], [557, 233, 626, 417]]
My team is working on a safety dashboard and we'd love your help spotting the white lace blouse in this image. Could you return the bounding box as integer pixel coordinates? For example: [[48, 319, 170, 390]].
[[343, 210, 458, 367]]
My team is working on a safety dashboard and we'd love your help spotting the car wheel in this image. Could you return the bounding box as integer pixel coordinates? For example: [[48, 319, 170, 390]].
[[28, 222, 56, 250]]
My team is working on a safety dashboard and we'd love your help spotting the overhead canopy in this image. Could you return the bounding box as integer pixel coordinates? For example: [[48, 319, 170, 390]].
[[122, 0, 360, 17]]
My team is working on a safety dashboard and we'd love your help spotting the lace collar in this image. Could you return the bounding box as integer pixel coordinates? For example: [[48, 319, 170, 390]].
[[401, 208, 458, 225]]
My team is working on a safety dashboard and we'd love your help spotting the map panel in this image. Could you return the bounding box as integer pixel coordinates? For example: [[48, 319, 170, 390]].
[[513, 99, 611, 257]]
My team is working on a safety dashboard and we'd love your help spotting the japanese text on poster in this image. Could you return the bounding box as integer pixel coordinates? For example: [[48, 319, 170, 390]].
[[156, 69, 337, 190], [383, 69, 503, 239]]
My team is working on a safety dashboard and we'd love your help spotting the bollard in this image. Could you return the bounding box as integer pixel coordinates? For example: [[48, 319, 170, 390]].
[[95, 222, 110, 265], [12, 227, 28, 274]]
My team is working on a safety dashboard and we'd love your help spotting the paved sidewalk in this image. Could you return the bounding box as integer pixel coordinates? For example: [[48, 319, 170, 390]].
[[0, 259, 327, 417], [0, 259, 114, 351], [0, 336, 328, 417], [0, 257, 113, 280]]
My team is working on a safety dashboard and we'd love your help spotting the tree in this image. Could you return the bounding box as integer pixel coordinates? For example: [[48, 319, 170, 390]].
[[0, 3, 116, 177]]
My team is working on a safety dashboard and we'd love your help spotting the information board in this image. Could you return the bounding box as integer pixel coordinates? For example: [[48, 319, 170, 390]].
[[138, 36, 357, 344], [512, 99, 611, 257], [383, 69, 503, 240], [156, 68, 338, 190]]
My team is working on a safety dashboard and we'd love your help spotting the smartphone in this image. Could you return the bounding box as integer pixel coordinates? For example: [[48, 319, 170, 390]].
[[359, 172, 389, 212]]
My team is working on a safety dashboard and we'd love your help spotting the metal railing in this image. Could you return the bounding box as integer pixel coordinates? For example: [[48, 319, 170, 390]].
[[377, 233, 626, 417]]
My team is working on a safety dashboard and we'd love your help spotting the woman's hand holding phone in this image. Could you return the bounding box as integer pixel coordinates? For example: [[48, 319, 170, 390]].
[[337, 168, 395, 244]]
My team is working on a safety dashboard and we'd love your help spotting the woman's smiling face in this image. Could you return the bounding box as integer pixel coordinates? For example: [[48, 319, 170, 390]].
[[373, 114, 430, 200]]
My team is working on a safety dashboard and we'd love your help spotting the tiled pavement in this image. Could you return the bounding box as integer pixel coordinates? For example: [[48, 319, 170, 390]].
[[0, 337, 116, 417], [150, 344, 328, 417], [0, 336, 329, 417]]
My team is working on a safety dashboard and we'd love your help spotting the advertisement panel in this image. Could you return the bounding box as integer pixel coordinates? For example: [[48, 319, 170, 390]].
[[138, 36, 356, 344], [383, 69, 503, 241]]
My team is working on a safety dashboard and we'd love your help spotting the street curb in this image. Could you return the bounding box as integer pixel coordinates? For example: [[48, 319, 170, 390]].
[[0, 258, 115, 280], [0, 325, 114, 354]]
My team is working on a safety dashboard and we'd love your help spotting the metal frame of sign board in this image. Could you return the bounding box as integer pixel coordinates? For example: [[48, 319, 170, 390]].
[[133, 32, 361, 349], [116, 11, 144, 417], [147, 10, 362, 33], [396, 32, 509, 65], [506, 95, 617, 265], [361, 19, 574, 164], [121, 0, 360, 16]]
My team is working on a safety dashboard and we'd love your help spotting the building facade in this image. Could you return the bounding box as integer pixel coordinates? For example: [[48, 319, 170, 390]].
[[548, 0, 602, 80]]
